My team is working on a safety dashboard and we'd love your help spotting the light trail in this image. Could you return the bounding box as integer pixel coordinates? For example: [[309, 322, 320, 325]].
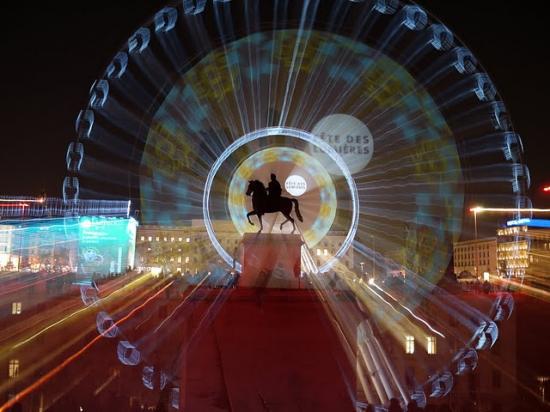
[[0, 198, 44, 203], [153, 273, 210, 333], [10, 273, 151, 349], [370, 281, 446, 339], [470, 207, 550, 213], [0, 280, 174, 412], [490, 275, 550, 301]]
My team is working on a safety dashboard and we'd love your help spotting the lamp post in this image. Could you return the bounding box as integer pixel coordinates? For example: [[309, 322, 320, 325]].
[[474, 210, 477, 240], [371, 235, 375, 281], [471, 206, 483, 240]]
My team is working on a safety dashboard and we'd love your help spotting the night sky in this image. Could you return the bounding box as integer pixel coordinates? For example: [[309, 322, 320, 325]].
[[1, 0, 548, 207]]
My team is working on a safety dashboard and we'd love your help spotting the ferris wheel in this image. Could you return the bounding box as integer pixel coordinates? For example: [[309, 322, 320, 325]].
[[65, 0, 525, 409]]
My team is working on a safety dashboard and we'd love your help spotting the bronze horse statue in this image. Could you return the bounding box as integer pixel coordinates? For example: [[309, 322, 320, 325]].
[[246, 180, 303, 233]]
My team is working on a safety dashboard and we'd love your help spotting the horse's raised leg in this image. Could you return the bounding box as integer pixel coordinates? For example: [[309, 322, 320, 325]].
[[247, 211, 256, 225]]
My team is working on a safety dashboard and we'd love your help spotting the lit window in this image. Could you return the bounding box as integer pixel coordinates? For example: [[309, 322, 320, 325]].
[[12, 302, 22, 315], [316, 249, 321, 256], [177, 257, 182, 263], [140, 236, 145, 241], [323, 249, 328, 256], [171, 237, 174, 242], [427, 336, 437, 355], [186, 238, 191, 243], [156, 237, 160, 242], [185, 256, 190, 264], [164, 237, 168, 242], [148, 236, 152, 242], [405, 336, 415, 354], [178, 237, 182, 242], [9, 359, 19, 378]]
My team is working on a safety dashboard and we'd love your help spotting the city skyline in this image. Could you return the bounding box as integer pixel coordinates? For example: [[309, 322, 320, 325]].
[[0, 0, 549, 208]]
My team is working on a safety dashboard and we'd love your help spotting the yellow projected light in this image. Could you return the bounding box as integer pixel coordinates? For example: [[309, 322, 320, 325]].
[[228, 147, 337, 247]]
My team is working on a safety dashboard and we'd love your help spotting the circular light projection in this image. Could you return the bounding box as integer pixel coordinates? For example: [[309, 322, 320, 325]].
[[135, 29, 464, 285], [66, 1, 528, 408], [203, 126, 358, 273], [309, 114, 374, 175], [228, 147, 337, 247], [285, 175, 307, 197]]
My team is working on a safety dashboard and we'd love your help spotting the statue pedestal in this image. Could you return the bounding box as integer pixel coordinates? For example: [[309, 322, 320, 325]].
[[241, 233, 303, 289]]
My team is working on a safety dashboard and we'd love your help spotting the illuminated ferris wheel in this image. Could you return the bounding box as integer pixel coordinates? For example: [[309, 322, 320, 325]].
[[65, 0, 526, 409]]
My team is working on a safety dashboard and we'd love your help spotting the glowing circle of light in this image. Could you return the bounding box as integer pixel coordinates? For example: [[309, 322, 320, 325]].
[[285, 175, 307, 197], [203, 126, 359, 273], [309, 114, 374, 175], [228, 147, 337, 247]]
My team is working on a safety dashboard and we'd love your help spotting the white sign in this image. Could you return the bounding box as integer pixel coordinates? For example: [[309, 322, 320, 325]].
[[285, 175, 307, 197], [310, 114, 374, 175]]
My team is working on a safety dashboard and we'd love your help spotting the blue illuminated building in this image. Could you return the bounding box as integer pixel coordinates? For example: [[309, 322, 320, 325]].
[[497, 218, 550, 281], [0, 196, 137, 277]]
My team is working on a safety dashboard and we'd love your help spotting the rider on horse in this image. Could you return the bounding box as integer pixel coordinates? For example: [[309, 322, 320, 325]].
[[267, 173, 282, 205], [246, 175, 303, 233]]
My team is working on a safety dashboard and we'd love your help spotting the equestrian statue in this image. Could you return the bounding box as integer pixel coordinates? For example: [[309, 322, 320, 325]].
[[246, 173, 303, 233]]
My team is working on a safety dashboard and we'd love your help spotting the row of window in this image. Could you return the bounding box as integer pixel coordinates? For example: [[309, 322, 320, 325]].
[[455, 259, 491, 267], [140, 236, 192, 243], [498, 226, 530, 237], [456, 243, 493, 252], [455, 251, 492, 259], [405, 335, 437, 355]]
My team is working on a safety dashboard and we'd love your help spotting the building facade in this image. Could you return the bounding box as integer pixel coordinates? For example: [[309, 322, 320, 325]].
[[497, 218, 550, 282], [0, 196, 136, 276], [135, 221, 354, 277], [453, 237, 498, 281]]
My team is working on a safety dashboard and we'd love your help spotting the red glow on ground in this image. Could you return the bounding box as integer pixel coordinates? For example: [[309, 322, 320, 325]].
[[0, 280, 174, 412]]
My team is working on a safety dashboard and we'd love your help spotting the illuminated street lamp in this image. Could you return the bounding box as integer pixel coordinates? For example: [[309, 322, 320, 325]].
[[470, 206, 484, 240], [371, 235, 376, 281]]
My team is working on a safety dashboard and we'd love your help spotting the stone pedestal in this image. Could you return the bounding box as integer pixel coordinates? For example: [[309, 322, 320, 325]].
[[241, 233, 303, 289]]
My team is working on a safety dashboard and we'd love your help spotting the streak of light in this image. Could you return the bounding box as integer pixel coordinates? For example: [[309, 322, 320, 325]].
[[370, 281, 446, 339], [490, 274, 550, 301], [0, 278, 160, 393], [0, 198, 44, 203], [93, 370, 120, 396], [0, 280, 174, 412], [11, 272, 150, 349], [153, 273, 210, 334], [469, 207, 550, 213], [0, 203, 29, 208]]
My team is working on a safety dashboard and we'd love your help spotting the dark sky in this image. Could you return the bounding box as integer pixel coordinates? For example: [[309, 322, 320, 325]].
[[1, 1, 549, 206]]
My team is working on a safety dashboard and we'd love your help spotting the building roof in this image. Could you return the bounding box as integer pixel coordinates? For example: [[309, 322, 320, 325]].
[[0, 196, 130, 219]]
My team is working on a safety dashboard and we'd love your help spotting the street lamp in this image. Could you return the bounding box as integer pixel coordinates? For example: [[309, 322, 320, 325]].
[[371, 235, 375, 281], [360, 261, 364, 276], [470, 206, 484, 240]]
